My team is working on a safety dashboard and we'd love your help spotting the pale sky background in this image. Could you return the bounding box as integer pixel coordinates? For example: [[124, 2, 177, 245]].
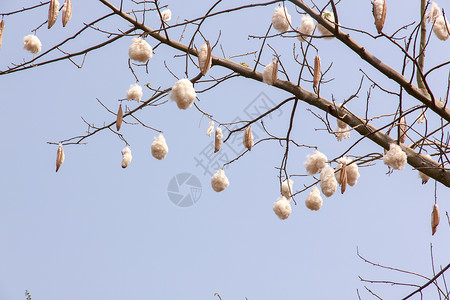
[[0, 1, 449, 300]]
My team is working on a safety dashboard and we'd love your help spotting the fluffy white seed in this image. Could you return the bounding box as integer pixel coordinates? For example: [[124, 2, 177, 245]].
[[206, 121, 214, 137], [126, 83, 143, 102], [297, 15, 315, 42], [305, 186, 323, 211], [56, 143, 65, 172], [215, 127, 223, 153], [263, 60, 278, 85], [273, 196, 291, 220], [48, 0, 60, 29], [121, 146, 132, 168], [272, 6, 291, 33], [335, 156, 360, 187], [383, 143, 407, 170], [211, 169, 229, 192], [129, 38, 153, 63], [61, 0, 72, 27], [304, 150, 327, 175], [170, 78, 197, 109], [151, 134, 168, 160], [23, 35, 42, 54], [198, 41, 212, 76], [433, 15, 450, 41], [317, 10, 336, 39], [431, 204, 440, 235], [320, 164, 337, 197], [161, 9, 172, 22], [418, 154, 432, 184], [372, 0, 387, 34], [427, 2, 441, 24], [281, 178, 293, 199]]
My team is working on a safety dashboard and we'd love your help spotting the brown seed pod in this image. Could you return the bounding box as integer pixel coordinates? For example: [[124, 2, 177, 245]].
[[215, 127, 223, 153], [399, 116, 407, 144], [48, 0, 60, 29], [56, 143, 65, 172], [373, 0, 387, 34], [199, 40, 212, 76], [271, 59, 278, 85], [313, 55, 321, 93], [0, 20, 4, 50], [243, 126, 254, 151], [116, 103, 123, 131], [340, 162, 347, 194], [431, 204, 440, 235], [62, 0, 72, 27]]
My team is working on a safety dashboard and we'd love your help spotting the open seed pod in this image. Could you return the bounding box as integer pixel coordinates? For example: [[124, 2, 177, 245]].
[[199, 40, 212, 76], [243, 126, 254, 151], [340, 162, 347, 194], [56, 143, 65, 172], [431, 204, 440, 235], [399, 116, 407, 144], [62, 0, 72, 27], [48, 0, 60, 29], [313, 55, 321, 93], [372, 0, 387, 34]]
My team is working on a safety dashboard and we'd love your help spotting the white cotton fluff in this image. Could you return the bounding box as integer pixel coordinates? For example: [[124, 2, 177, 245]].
[[373, 0, 386, 33], [305, 186, 323, 211], [304, 150, 327, 175], [297, 15, 315, 42], [317, 10, 336, 39], [128, 38, 153, 63], [418, 154, 432, 184], [383, 143, 407, 170], [211, 169, 229, 192], [335, 156, 360, 186], [433, 15, 450, 41], [198, 42, 212, 75], [151, 134, 168, 160], [161, 9, 172, 22], [273, 196, 291, 220], [427, 2, 441, 24], [23, 35, 42, 54], [126, 83, 143, 102], [170, 79, 197, 109], [272, 6, 291, 33], [336, 126, 350, 141], [206, 121, 214, 137], [320, 164, 337, 197], [121, 146, 132, 168], [281, 179, 293, 199], [263, 60, 277, 85]]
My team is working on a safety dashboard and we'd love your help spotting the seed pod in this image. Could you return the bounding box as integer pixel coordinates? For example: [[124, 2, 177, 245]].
[[243, 126, 254, 151], [399, 116, 407, 144], [116, 103, 123, 131], [121, 146, 132, 168], [56, 143, 65, 172], [417, 108, 426, 124], [340, 162, 347, 194], [372, 0, 387, 34], [0, 20, 4, 50], [263, 59, 278, 85], [313, 55, 321, 93], [48, 0, 60, 29], [62, 0, 72, 27], [198, 41, 212, 76], [431, 204, 440, 235], [215, 127, 223, 153], [206, 120, 214, 137]]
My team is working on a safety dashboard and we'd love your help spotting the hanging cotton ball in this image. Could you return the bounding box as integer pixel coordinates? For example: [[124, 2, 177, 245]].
[[417, 108, 426, 124], [317, 10, 336, 39], [431, 204, 440, 235], [48, 0, 60, 29], [121, 146, 132, 168], [427, 2, 441, 24], [320, 164, 337, 197], [61, 0, 72, 27], [126, 83, 143, 102], [297, 15, 315, 42], [23, 35, 42, 54], [0, 20, 4, 50], [161, 9, 172, 22], [273, 196, 291, 220], [281, 178, 293, 199], [214, 127, 223, 153], [263, 59, 278, 85], [151, 134, 168, 160], [211, 169, 229, 192], [206, 120, 214, 137], [383, 143, 407, 170], [198, 41, 212, 76], [304, 150, 327, 175], [305, 186, 323, 211], [271, 6, 291, 33], [129, 38, 153, 63], [372, 0, 387, 34], [243, 126, 254, 151], [399, 116, 407, 144], [55, 143, 65, 172], [335, 156, 360, 187], [170, 78, 197, 109], [433, 15, 450, 41], [418, 154, 432, 184]]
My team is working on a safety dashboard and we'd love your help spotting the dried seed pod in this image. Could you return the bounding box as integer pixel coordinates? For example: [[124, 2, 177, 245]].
[[263, 59, 278, 85], [431, 204, 440, 235], [215, 127, 223, 153], [313, 55, 321, 92], [372, 0, 387, 34], [62, 0, 72, 27], [56, 143, 65, 172], [116, 103, 123, 131], [0, 20, 4, 50], [340, 162, 347, 194], [206, 120, 214, 137], [243, 126, 254, 151], [399, 116, 407, 144], [198, 41, 212, 76], [121, 146, 132, 168], [48, 0, 60, 29]]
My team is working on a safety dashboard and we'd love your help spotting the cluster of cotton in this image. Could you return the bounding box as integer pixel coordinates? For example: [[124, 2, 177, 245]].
[[206, 121, 214, 137], [336, 118, 350, 141], [160, 9, 172, 22], [304, 150, 327, 174], [151, 134, 168, 160], [297, 16, 315, 42], [305, 186, 323, 211], [263, 60, 278, 85], [335, 156, 360, 187], [126, 84, 143, 102], [427, 2, 449, 41], [281, 178, 293, 199], [431, 204, 440, 235], [129, 38, 153, 63], [320, 164, 337, 197], [121, 146, 132, 168], [198, 41, 212, 76], [383, 143, 407, 170], [215, 127, 223, 153], [48, 0, 60, 29], [273, 196, 291, 220], [62, 0, 72, 27], [243, 126, 254, 151], [211, 169, 229, 192], [56, 143, 65, 172], [372, 0, 387, 34], [317, 10, 336, 39], [23, 35, 42, 54], [272, 6, 291, 33], [418, 154, 432, 184], [170, 79, 197, 109]]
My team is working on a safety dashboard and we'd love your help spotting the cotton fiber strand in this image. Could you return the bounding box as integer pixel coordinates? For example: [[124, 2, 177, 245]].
[[317, 10, 336, 39], [305, 186, 323, 211], [198, 41, 212, 76], [372, 0, 387, 34], [206, 121, 214, 137], [170, 78, 196, 109], [121, 146, 132, 168], [23, 35, 42, 54], [272, 6, 291, 33], [273, 197, 291, 220], [281, 179, 293, 199], [418, 154, 432, 184], [335, 156, 360, 187], [383, 143, 407, 170], [126, 84, 143, 102], [211, 169, 229, 192], [304, 150, 327, 175], [263, 60, 278, 85], [129, 38, 153, 63], [161, 9, 172, 22], [151, 134, 168, 160], [320, 164, 337, 197], [433, 15, 450, 41], [297, 15, 315, 42]]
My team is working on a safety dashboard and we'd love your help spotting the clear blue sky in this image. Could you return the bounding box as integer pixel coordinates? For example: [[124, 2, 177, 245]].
[[0, 1, 449, 299]]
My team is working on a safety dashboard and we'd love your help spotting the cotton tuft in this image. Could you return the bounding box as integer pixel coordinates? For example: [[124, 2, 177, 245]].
[[170, 78, 196, 109], [427, 2, 441, 24], [271, 6, 291, 33], [418, 154, 432, 184], [151, 134, 168, 160], [317, 10, 336, 39], [433, 15, 450, 41], [161, 9, 172, 22], [305, 186, 323, 211], [320, 164, 337, 197], [206, 121, 214, 137], [335, 156, 360, 187], [297, 15, 315, 42], [214, 127, 223, 153], [129, 38, 153, 63], [304, 150, 327, 175], [281, 178, 293, 199], [121, 146, 132, 168], [383, 143, 407, 170], [126, 83, 143, 102], [211, 169, 229, 192], [23, 35, 42, 54], [273, 196, 291, 220], [198, 42, 212, 75], [263, 60, 278, 85]]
